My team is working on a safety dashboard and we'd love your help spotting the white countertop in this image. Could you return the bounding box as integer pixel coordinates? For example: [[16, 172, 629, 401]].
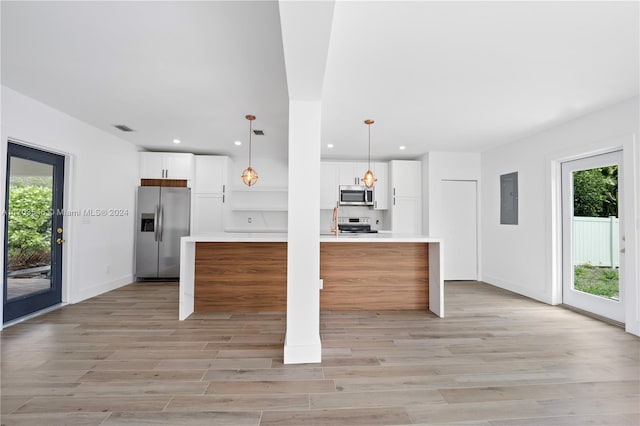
[[183, 232, 442, 244]]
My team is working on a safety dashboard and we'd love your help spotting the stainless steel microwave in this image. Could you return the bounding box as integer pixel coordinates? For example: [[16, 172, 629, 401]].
[[339, 185, 374, 206]]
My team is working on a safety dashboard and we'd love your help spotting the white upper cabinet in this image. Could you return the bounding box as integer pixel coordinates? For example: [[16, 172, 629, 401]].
[[337, 162, 368, 186], [390, 160, 422, 198], [139, 152, 194, 180], [373, 161, 389, 210], [194, 156, 228, 194]]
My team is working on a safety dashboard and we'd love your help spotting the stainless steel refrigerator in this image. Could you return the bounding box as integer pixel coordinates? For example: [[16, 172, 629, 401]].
[[135, 186, 191, 279]]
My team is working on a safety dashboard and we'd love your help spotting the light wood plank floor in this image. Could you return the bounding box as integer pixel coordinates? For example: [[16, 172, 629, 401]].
[[1, 281, 638, 425]]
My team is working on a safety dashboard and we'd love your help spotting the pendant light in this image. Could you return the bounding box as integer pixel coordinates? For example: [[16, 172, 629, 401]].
[[362, 119, 377, 188], [241, 114, 258, 186]]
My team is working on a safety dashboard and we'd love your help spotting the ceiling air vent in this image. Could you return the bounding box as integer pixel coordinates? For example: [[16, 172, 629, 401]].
[[253, 129, 265, 136], [114, 124, 135, 132]]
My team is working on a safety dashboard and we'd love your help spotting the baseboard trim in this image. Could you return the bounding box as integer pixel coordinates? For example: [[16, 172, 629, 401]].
[[70, 274, 134, 304], [283, 335, 322, 364], [482, 275, 551, 304]]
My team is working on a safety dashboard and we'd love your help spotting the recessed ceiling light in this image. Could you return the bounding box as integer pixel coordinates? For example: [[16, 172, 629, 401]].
[[234, 141, 242, 146], [399, 145, 406, 150], [327, 144, 334, 148], [173, 139, 181, 144]]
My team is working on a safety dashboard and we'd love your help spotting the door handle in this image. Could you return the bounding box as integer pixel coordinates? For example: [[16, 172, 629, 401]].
[[158, 206, 164, 242], [154, 205, 159, 242], [56, 238, 65, 244]]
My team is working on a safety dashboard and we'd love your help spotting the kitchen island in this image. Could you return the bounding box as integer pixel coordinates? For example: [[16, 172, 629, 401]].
[[179, 232, 444, 320]]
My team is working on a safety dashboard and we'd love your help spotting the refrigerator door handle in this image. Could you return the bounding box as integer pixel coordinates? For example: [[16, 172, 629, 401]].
[[154, 205, 159, 242], [158, 206, 164, 242]]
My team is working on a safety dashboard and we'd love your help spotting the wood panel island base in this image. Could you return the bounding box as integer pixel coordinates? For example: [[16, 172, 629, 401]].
[[320, 242, 429, 310], [179, 233, 444, 320], [195, 242, 287, 312]]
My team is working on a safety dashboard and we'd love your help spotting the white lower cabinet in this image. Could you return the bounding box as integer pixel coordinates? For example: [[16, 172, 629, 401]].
[[391, 197, 421, 234], [192, 193, 224, 234]]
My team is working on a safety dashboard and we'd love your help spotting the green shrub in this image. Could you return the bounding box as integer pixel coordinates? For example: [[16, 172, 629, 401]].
[[7, 183, 52, 260]]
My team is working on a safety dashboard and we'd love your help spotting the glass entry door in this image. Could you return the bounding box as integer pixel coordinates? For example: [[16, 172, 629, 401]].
[[3, 142, 65, 323], [561, 150, 624, 322]]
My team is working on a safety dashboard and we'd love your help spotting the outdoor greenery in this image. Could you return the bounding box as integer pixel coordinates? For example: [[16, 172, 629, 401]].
[[574, 263, 619, 300], [7, 177, 53, 269], [573, 166, 618, 217]]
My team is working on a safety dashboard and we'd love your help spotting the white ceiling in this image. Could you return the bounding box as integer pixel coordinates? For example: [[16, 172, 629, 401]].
[[2, 1, 638, 161]]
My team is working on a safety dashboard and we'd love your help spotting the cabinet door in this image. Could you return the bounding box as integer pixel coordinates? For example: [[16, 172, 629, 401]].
[[391, 197, 421, 234], [390, 160, 421, 198], [337, 162, 358, 186], [194, 156, 227, 194], [139, 152, 165, 179], [337, 162, 371, 186], [193, 194, 224, 234], [320, 162, 339, 209], [164, 154, 194, 180], [373, 162, 389, 210]]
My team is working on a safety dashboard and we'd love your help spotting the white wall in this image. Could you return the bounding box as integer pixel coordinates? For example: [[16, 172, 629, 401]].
[[481, 96, 639, 336], [1, 87, 139, 323]]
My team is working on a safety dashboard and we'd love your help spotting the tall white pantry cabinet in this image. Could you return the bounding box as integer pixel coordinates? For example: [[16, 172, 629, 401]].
[[192, 156, 228, 234], [390, 160, 422, 234]]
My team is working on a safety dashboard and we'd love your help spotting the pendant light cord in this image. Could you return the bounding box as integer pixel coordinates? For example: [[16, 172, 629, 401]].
[[248, 119, 252, 167], [368, 122, 371, 169]]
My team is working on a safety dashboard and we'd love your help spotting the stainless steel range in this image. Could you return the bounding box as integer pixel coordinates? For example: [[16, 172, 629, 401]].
[[337, 217, 378, 234]]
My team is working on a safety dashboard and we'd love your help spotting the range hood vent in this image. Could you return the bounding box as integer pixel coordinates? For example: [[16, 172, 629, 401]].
[[114, 124, 135, 132]]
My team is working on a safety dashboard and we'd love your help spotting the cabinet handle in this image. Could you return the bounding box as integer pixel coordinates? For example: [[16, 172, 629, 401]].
[[393, 197, 396, 206], [393, 187, 396, 196], [222, 184, 226, 194], [222, 194, 225, 203]]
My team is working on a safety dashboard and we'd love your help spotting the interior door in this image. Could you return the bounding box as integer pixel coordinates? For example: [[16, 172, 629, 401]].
[[4, 142, 65, 323], [441, 180, 478, 280], [562, 150, 624, 322]]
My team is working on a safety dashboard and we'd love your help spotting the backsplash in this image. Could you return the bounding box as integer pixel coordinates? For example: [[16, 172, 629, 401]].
[[320, 206, 390, 233]]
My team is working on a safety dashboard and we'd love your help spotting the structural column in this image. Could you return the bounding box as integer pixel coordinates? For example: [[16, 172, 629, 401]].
[[284, 100, 322, 363], [279, 0, 335, 363]]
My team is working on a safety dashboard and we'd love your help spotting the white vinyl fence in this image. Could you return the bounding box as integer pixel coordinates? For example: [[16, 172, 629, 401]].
[[573, 216, 619, 268]]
